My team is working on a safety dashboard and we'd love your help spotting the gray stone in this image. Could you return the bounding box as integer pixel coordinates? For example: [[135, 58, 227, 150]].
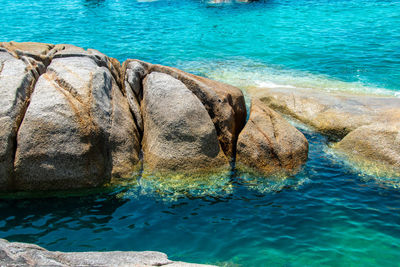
[[14, 51, 140, 190], [133, 60, 247, 160], [334, 122, 400, 176], [121, 60, 149, 133], [0, 50, 42, 191], [248, 86, 400, 175], [0, 239, 216, 267], [249, 86, 400, 140], [236, 99, 308, 176], [142, 72, 229, 175], [0, 41, 55, 66]]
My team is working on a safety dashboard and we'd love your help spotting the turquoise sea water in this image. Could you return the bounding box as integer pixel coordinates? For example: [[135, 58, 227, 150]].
[[1, 0, 400, 266]]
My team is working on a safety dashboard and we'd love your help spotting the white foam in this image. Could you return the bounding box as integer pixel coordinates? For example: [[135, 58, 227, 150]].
[[255, 80, 296, 89], [177, 58, 399, 97]]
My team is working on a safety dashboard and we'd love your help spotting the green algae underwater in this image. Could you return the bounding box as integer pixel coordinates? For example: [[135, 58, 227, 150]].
[[1, 0, 400, 266]]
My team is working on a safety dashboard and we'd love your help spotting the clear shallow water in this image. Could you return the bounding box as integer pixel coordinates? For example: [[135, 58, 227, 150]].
[[1, 129, 400, 266], [1, 0, 400, 266], [1, 0, 400, 93]]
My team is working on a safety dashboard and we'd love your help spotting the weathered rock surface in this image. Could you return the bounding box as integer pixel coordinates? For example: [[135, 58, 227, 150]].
[[121, 60, 148, 134], [248, 86, 400, 140], [126, 60, 247, 160], [248, 86, 400, 174], [334, 123, 400, 176], [0, 41, 55, 66], [236, 99, 308, 176], [0, 41, 312, 192], [14, 47, 140, 190], [0, 239, 216, 267], [142, 72, 229, 175], [0, 49, 43, 191]]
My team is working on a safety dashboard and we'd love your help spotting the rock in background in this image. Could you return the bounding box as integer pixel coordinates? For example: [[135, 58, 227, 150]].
[[248, 86, 400, 176]]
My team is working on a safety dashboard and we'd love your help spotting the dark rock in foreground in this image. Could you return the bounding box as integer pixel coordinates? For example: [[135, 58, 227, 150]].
[[0, 239, 216, 267]]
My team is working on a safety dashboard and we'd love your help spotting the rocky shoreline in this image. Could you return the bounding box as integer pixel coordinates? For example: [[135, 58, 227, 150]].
[[1, 41, 399, 266], [0, 41, 308, 192], [247, 86, 400, 176], [0, 239, 216, 267]]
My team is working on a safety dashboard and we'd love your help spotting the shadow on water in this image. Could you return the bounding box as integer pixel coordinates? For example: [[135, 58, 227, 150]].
[[0, 191, 128, 246], [83, 0, 106, 8]]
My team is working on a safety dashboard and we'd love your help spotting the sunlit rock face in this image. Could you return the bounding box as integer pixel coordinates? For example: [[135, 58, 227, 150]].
[[0, 41, 311, 193], [236, 99, 309, 177], [13, 45, 141, 191], [0, 46, 45, 191], [334, 123, 400, 177], [249, 86, 400, 140], [141, 72, 230, 174], [0, 238, 217, 267], [248, 85, 400, 176], [125, 59, 247, 161]]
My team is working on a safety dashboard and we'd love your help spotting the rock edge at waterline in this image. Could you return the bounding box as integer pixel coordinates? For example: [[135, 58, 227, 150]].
[[0, 239, 217, 267], [0, 41, 308, 192], [247, 86, 400, 176]]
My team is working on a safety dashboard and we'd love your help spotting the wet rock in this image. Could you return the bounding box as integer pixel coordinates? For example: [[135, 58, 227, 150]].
[[248, 86, 400, 140], [14, 49, 140, 190], [0, 239, 216, 267], [334, 123, 400, 176], [236, 99, 308, 176], [0, 50, 43, 191], [248, 86, 400, 175], [142, 72, 229, 176]]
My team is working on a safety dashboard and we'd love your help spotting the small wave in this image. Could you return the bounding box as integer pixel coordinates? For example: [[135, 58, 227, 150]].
[[178, 58, 399, 97], [254, 80, 296, 89]]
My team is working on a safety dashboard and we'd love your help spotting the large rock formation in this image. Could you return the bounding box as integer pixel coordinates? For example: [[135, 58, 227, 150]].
[[248, 86, 400, 175], [141, 72, 229, 175], [0, 47, 44, 191], [13, 45, 141, 191], [0, 41, 310, 192], [236, 99, 308, 176], [248, 86, 400, 140], [0, 239, 216, 267], [123, 60, 247, 160]]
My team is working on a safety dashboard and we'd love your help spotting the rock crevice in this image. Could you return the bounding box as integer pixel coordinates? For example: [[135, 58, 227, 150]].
[[0, 41, 309, 192]]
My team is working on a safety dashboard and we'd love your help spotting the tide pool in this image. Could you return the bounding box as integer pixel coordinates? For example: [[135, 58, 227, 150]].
[[1, 0, 400, 266]]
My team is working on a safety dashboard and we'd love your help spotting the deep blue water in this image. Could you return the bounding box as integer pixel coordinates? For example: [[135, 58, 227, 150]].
[[1, 0, 400, 266]]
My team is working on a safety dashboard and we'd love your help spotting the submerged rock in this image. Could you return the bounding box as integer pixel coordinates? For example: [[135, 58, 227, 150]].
[[248, 86, 400, 175], [0, 239, 216, 267], [142, 72, 229, 175], [236, 99, 308, 176], [334, 123, 400, 176]]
